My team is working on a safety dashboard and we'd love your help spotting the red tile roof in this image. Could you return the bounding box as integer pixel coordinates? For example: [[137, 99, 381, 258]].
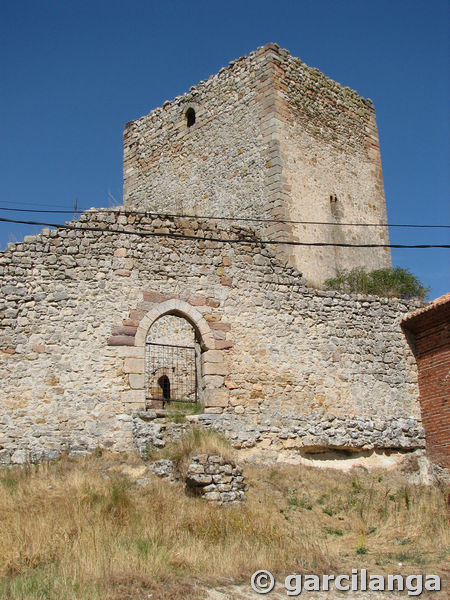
[[401, 292, 450, 331]]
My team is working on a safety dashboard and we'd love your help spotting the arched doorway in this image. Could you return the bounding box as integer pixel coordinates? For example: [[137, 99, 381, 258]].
[[145, 314, 199, 409]]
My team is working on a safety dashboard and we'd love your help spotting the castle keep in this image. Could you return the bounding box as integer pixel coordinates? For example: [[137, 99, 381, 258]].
[[124, 42, 391, 285], [0, 45, 425, 465]]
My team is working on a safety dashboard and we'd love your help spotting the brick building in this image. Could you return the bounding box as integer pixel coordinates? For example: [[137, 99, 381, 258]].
[[402, 294, 450, 470]]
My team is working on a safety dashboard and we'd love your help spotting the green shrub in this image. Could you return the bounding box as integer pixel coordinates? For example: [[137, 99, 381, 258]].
[[324, 267, 429, 300]]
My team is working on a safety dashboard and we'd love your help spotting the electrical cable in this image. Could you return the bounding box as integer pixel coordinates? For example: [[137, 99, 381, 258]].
[[0, 216, 449, 249], [0, 206, 448, 229]]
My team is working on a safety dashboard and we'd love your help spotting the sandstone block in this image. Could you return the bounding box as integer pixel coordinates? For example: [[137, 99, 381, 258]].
[[121, 390, 145, 404], [206, 298, 220, 308], [129, 374, 144, 389], [203, 362, 227, 376], [209, 322, 231, 332], [202, 375, 224, 389], [202, 349, 223, 363], [143, 290, 175, 303], [215, 340, 233, 350], [129, 310, 146, 322], [187, 295, 206, 306], [204, 313, 222, 322], [203, 389, 229, 408], [108, 335, 135, 347], [117, 347, 144, 358], [123, 358, 144, 374], [112, 325, 137, 337]]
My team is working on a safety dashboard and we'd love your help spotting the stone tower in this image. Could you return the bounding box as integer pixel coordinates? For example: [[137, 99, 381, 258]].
[[123, 43, 391, 285]]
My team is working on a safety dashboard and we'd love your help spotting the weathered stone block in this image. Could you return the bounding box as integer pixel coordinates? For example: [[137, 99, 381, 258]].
[[203, 491, 220, 501], [203, 362, 227, 376], [11, 449, 27, 464], [108, 335, 135, 346], [123, 358, 144, 374], [121, 390, 145, 404], [0, 449, 11, 464], [112, 325, 137, 336], [202, 375, 224, 389], [143, 290, 175, 303], [187, 295, 206, 306], [117, 347, 144, 358], [203, 389, 229, 408], [215, 340, 233, 350], [129, 374, 144, 389], [202, 349, 223, 363]]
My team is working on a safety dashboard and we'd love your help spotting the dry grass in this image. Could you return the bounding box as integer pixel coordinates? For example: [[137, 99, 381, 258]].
[[154, 427, 236, 471], [0, 439, 448, 599]]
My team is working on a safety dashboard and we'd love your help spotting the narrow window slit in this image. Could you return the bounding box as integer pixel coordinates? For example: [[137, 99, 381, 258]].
[[186, 107, 196, 127]]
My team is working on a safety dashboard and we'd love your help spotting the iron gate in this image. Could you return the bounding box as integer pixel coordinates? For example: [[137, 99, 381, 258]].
[[145, 342, 198, 408]]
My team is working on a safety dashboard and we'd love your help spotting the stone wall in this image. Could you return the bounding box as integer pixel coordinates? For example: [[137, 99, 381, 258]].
[[274, 48, 392, 284], [0, 209, 423, 464], [123, 43, 391, 285], [123, 50, 268, 223], [185, 454, 247, 504]]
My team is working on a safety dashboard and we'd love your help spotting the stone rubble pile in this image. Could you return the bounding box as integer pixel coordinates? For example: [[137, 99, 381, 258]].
[[185, 454, 247, 504]]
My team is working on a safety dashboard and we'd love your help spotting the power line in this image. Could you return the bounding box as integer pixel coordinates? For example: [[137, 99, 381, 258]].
[[1, 216, 449, 249], [0, 206, 448, 229]]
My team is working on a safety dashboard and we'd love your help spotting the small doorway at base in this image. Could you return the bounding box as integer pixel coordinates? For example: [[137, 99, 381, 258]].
[[157, 375, 171, 407]]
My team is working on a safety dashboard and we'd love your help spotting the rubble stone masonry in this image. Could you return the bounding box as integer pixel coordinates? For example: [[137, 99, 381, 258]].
[[123, 43, 391, 285], [0, 210, 423, 464]]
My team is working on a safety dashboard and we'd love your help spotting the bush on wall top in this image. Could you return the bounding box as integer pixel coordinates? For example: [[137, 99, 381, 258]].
[[324, 267, 429, 300]]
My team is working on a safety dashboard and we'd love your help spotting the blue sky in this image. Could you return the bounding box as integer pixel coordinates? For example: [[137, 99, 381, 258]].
[[1, 0, 448, 298]]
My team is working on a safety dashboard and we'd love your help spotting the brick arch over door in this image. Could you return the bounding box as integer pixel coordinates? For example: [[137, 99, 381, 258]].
[[134, 299, 215, 350]]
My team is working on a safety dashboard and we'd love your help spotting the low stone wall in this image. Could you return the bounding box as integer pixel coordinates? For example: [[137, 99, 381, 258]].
[[197, 412, 425, 452], [131, 410, 425, 460], [185, 454, 247, 503]]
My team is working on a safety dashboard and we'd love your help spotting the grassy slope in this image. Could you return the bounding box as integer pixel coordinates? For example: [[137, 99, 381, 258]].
[[0, 435, 448, 599]]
